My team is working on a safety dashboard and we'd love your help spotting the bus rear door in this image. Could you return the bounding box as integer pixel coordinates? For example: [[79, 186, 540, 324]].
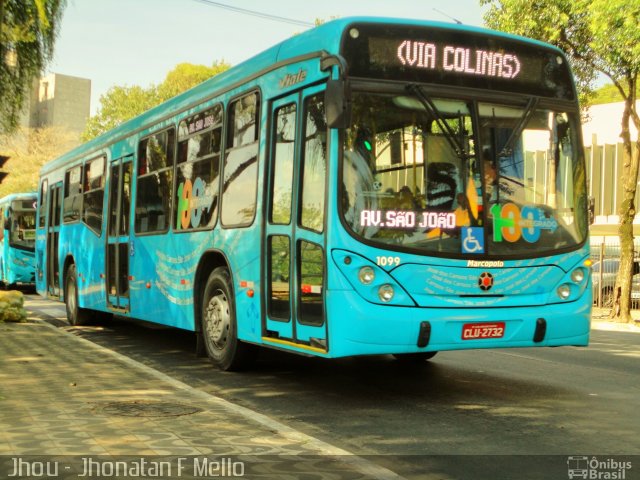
[[264, 86, 328, 354], [106, 156, 132, 312], [46, 183, 62, 297]]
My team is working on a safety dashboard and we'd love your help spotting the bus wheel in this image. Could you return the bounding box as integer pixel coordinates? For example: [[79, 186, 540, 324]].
[[65, 265, 90, 326], [201, 267, 255, 371], [393, 352, 438, 363]]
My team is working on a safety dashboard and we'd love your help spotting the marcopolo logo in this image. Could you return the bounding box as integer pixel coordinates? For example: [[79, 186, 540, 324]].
[[567, 456, 632, 479]]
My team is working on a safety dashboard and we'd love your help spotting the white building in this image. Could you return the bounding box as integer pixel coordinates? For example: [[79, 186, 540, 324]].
[[582, 101, 640, 238]]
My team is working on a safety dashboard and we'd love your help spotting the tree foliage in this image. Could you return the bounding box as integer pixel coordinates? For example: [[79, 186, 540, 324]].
[[0, 0, 67, 135], [0, 126, 78, 197], [82, 60, 231, 141], [157, 60, 230, 100], [482, 0, 640, 323], [591, 83, 625, 105], [81, 85, 160, 142]]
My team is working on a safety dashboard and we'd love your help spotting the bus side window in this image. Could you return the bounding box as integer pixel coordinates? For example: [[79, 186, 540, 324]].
[[82, 156, 106, 235], [175, 104, 223, 231], [38, 179, 48, 228], [298, 241, 324, 326], [270, 103, 296, 225], [221, 92, 260, 227], [299, 94, 327, 233], [63, 166, 83, 223], [135, 128, 176, 234]]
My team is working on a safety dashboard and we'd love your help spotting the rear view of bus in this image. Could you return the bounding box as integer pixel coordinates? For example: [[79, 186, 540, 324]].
[[320, 20, 590, 359], [0, 194, 37, 288]]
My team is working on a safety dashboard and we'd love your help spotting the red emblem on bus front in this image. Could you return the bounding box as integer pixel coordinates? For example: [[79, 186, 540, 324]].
[[478, 272, 493, 291]]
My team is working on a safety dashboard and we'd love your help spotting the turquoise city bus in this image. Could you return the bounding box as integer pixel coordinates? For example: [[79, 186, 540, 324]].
[[36, 17, 591, 370], [0, 193, 37, 288]]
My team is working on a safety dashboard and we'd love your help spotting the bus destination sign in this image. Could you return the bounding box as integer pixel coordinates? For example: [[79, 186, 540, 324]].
[[341, 23, 574, 100], [396, 40, 521, 80]]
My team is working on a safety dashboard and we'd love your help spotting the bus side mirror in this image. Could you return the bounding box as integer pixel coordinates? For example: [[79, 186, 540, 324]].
[[3, 218, 9, 231], [588, 196, 595, 225], [325, 78, 351, 129]]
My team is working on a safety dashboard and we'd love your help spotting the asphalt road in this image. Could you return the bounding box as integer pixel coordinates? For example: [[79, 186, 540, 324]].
[[24, 294, 640, 479]]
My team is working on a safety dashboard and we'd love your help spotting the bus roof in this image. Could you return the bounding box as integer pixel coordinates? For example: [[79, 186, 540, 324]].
[[41, 16, 564, 175], [0, 192, 37, 206]]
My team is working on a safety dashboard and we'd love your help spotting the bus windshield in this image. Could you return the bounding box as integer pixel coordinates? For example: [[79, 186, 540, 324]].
[[341, 91, 588, 258], [9, 200, 36, 251]]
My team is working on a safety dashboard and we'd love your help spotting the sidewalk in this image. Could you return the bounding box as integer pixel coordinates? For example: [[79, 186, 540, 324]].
[[591, 307, 640, 333], [0, 316, 401, 480]]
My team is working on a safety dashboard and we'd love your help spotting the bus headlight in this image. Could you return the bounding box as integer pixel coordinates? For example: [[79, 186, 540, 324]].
[[378, 284, 395, 303], [557, 284, 571, 300], [332, 250, 415, 306], [358, 266, 375, 285], [570, 268, 585, 283]]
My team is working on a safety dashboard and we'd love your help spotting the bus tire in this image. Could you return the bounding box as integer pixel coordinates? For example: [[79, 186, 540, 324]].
[[393, 352, 438, 363], [201, 267, 256, 371], [65, 265, 90, 326]]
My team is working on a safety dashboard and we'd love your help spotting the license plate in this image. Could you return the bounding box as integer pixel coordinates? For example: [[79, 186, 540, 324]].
[[462, 322, 505, 340]]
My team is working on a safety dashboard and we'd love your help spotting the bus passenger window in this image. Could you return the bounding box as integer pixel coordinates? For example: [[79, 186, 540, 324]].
[[63, 166, 82, 223], [268, 235, 291, 321], [299, 95, 327, 233], [298, 241, 324, 326], [38, 179, 48, 228], [135, 128, 175, 234], [82, 156, 105, 235], [221, 92, 259, 227], [270, 103, 296, 225], [175, 104, 223, 231]]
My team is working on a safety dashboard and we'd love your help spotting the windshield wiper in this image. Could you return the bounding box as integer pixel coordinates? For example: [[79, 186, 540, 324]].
[[406, 84, 467, 160], [497, 97, 539, 158]]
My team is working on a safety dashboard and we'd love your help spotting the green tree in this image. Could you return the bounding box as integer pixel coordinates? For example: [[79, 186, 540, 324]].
[[82, 61, 231, 141], [81, 85, 160, 141], [592, 83, 625, 105], [482, 0, 640, 323], [157, 60, 230, 100], [0, 0, 66, 135]]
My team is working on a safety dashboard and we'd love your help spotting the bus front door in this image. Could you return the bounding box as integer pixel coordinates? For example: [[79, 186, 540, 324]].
[[46, 183, 62, 298], [106, 157, 132, 312], [263, 87, 329, 354]]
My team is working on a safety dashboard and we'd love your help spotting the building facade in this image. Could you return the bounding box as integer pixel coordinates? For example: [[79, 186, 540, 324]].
[[582, 101, 640, 239], [19, 73, 91, 136]]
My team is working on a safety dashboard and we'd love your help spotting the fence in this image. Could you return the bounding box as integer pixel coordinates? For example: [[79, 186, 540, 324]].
[[590, 238, 640, 309]]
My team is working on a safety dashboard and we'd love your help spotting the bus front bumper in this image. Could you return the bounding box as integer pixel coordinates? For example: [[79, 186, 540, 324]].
[[326, 290, 591, 358]]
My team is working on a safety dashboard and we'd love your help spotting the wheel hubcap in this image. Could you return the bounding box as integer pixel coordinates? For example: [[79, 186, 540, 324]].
[[205, 289, 230, 349]]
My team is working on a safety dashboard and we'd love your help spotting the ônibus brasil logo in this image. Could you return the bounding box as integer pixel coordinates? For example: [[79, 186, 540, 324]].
[[567, 456, 632, 479]]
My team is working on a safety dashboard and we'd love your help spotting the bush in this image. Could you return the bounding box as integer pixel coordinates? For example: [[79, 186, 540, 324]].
[[0, 290, 27, 322]]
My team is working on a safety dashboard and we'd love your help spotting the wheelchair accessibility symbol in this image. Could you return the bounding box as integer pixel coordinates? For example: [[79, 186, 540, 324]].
[[462, 227, 485, 254]]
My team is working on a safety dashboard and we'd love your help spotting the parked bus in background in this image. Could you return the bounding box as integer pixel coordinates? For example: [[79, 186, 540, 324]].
[[36, 17, 591, 370], [0, 193, 37, 288]]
